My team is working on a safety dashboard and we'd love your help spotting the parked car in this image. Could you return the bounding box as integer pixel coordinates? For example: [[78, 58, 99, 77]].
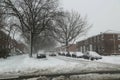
[[37, 53, 46, 59], [75, 52, 84, 58], [49, 53, 57, 56], [66, 53, 71, 57], [71, 53, 76, 58], [83, 51, 102, 60], [61, 52, 66, 56], [66, 52, 71, 57], [71, 52, 83, 58], [58, 52, 61, 55]]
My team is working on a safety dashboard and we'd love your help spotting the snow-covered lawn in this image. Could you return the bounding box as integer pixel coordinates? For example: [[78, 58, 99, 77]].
[[0, 54, 120, 77], [97, 55, 120, 65]]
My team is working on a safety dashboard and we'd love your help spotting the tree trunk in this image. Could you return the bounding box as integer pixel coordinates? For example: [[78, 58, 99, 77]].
[[29, 31, 33, 57], [66, 41, 69, 53]]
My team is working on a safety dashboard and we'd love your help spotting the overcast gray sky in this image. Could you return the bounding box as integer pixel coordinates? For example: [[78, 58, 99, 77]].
[[61, 0, 120, 38]]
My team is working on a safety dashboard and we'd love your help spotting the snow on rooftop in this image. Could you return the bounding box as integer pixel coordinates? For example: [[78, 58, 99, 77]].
[[103, 30, 120, 34]]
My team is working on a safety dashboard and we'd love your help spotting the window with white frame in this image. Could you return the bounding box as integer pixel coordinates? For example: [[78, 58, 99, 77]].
[[117, 34, 120, 40]]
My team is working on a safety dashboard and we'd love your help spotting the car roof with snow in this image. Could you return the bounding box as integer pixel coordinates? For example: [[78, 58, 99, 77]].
[[85, 51, 101, 57]]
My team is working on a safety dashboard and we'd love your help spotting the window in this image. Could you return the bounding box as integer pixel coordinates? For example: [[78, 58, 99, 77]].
[[100, 46, 104, 52], [89, 44, 93, 51], [118, 45, 120, 51], [80, 47, 82, 52], [100, 34, 104, 40], [94, 37, 96, 42], [118, 34, 120, 40], [97, 36, 100, 42]]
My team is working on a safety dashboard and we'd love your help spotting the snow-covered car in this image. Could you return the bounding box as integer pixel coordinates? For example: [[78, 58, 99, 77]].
[[83, 51, 102, 60], [75, 52, 84, 58], [37, 53, 46, 59], [71, 52, 83, 58]]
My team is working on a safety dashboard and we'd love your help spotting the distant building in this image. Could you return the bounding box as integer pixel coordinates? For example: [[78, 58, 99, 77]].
[[77, 31, 120, 55]]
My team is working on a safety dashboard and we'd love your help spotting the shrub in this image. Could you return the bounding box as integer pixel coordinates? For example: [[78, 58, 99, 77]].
[[0, 48, 10, 58]]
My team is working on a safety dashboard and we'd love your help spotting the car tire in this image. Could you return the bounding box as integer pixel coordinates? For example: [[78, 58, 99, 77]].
[[96, 58, 98, 60], [91, 58, 94, 61]]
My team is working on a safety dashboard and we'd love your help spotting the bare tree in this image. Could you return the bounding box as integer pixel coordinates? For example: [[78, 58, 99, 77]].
[[54, 11, 91, 53], [0, 7, 4, 29], [33, 32, 57, 53], [1, 0, 61, 57]]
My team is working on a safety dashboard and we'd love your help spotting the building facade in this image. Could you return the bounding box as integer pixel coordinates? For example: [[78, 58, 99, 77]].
[[77, 32, 120, 55]]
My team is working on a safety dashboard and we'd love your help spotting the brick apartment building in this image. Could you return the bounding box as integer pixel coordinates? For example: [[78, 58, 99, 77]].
[[77, 31, 120, 55]]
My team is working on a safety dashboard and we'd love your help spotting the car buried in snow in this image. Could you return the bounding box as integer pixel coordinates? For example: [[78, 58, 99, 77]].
[[70, 52, 84, 58], [83, 51, 102, 60]]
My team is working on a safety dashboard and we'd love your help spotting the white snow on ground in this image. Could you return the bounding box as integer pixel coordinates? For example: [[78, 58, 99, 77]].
[[0, 54, 120, 76], [97, 55, 120, 65], [69, 51, 120, 65], [0, 54, 79, 75]]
